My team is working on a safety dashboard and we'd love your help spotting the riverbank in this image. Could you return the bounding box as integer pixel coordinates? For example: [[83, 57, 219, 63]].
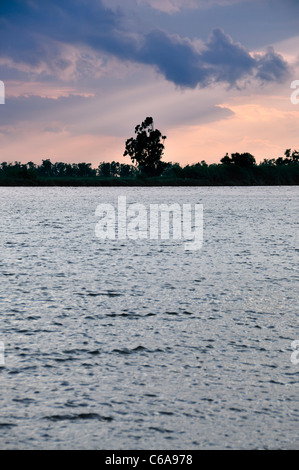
[[1, 155, 298, 186]]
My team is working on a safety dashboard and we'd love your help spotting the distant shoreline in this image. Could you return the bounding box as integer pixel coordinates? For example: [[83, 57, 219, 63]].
[[0, 178, 298, 187], [1, 152, 298, 186]]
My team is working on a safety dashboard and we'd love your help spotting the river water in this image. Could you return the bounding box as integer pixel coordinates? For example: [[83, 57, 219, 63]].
[[0, 186, 298, 449]]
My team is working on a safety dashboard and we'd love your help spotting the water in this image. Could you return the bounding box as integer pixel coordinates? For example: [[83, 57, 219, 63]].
[[0, 186, 298, 450]]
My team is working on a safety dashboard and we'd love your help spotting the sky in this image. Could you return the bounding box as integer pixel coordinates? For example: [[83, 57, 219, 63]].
[[0, 0, 299, 166]]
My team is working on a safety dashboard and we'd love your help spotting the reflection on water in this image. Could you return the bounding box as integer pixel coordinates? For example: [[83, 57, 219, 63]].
[[0, 186, 298, 449]]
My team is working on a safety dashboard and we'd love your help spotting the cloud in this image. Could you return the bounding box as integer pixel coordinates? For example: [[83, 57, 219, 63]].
[[255, 47, 290, 83], [0, 0, 291, 91], [0, 94, 93, 130], [137, 28, 290, 88], [199, 29, 256, 85], [139, 0, 248, 13], [137, 0, 197, 13], [138, 30, 207, 88]]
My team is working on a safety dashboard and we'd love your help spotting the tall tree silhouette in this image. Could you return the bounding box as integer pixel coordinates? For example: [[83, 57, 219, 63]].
[[123, 117, 166, 176]]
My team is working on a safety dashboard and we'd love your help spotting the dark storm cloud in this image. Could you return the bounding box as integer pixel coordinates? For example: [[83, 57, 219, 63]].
[[255, 47, 290, 83], [200, 29, 256, 84], [0, 0, 128, 64], [137, 28, 290, 88], [0, 0, 291, 88], [137, 29, 208, 88]]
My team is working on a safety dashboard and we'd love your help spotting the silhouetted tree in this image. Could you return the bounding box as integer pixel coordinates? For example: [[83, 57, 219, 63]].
[[275, 157, 287, 165], [220, 153, 231, 165], [291, 149, 299, 162], [39, 159, 53, 176], [261, 158, 275, 166], [52, 162, 66, 176], [284, 149, 299, 163], [231, 152, 256, 167], [77, 162, 95, 177], [110, 161, 120, 177], [26, 161, 37, 171], [221, 152, 256, 167], [124, 117, 166, 176], [119, 163, 135, 177], [98, 162, 111, 177]]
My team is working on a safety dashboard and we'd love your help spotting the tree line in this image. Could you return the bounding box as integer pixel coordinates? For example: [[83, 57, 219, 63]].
[[0, 117, 298, 185], [0, 150, 298, 186], [0, 160, 138, 179]]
